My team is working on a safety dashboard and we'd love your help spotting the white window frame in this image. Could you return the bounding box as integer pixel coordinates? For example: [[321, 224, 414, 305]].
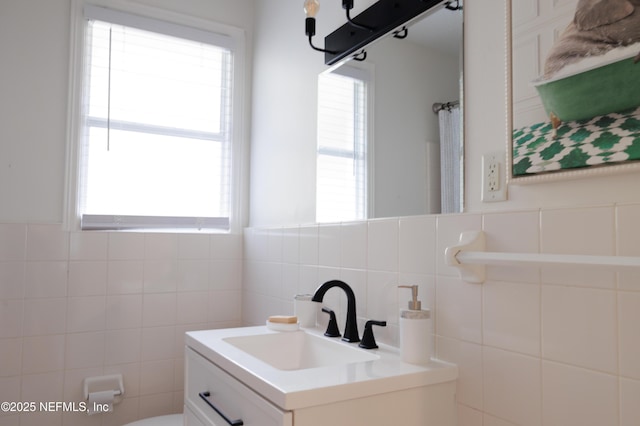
[[64, 0, 247, 233]]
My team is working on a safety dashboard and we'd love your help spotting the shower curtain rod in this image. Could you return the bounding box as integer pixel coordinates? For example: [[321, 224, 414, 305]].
[[445, 231, 640, 283], [432, 100, 460, 114]]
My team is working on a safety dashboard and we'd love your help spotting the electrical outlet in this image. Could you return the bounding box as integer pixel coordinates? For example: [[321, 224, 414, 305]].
[[482, 152, 507, 202]]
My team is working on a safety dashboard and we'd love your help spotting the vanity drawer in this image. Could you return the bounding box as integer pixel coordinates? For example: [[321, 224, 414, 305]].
[[185, 347, 292, 426]]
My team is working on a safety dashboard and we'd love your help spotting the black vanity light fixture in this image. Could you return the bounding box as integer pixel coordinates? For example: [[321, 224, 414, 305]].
[[304, 0, 461, 66]]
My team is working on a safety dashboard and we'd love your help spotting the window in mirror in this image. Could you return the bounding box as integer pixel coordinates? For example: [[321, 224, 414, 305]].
[[316, 66, 369, 223]]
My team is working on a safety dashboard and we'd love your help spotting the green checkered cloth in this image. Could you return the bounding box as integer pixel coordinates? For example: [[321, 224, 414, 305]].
[[512, 106, 640, 176]]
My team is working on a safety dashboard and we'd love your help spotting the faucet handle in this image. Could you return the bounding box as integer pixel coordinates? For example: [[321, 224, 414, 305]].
[[321, 307, 341, 338], [359, 320, 387, 349]]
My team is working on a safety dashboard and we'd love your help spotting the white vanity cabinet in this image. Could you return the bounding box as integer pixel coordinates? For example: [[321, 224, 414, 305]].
[[185, 347, 292, 426], [184, 327, 458, 426]]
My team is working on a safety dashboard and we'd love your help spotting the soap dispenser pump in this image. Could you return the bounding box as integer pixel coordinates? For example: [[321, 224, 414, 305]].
[[398, 285, 432, 364]]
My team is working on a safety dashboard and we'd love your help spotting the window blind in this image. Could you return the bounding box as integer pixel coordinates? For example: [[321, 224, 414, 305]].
[[78, 6, 234, 231], [316, 67, 368, 223]]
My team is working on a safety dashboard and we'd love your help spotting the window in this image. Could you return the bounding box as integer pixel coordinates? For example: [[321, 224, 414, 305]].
[[67, 3, 243, 231], [316, 66, 369, 223]]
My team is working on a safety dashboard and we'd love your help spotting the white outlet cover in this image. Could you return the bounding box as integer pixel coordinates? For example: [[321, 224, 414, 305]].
[[482, 152, 507, 202]]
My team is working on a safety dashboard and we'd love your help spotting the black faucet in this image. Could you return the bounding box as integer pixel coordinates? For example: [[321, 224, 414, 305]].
[[312, 280, 360, 343]]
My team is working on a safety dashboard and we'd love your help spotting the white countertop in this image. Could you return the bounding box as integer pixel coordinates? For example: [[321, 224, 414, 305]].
[[185, 326, 458, 410]]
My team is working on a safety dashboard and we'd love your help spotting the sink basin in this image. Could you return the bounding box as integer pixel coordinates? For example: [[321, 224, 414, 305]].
[[223, 330, 379, 371]]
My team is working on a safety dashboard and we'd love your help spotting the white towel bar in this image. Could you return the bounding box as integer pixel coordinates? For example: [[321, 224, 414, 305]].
[[445, 231, 640, 283]]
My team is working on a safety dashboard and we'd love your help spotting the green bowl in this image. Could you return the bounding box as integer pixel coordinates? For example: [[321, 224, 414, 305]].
[[534, 55, 640, 122]]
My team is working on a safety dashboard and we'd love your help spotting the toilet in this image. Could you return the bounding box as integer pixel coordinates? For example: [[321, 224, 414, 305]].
[[122, 414, 183, 426]]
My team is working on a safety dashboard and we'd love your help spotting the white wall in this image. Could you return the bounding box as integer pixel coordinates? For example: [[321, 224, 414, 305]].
[[3, 1, 640, 425], [465, 0, 640, 212], [249, 0, 640, 226], [0, 0, 70, 223], [244, 2, 640, 425], [249, 0, 323, 227], [0, 1, 251, 424], [0, 0, 254, 224], [243, 203, 640, 425]]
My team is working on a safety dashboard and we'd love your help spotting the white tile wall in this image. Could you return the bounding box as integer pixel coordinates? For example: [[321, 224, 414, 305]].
[[3, 202, 640, 425], [616, 203, 640, 291], [367, 218, 399, 273], [542, 361, 618, 426], [399, 215, 436, 275], [0, 224, 242, 425], [483, 346, 541, 426], [243, 203, 640, 426], [483, 280, 540, 356], [542, 285, 617, 373], [541, 206, 616, 288], [340, 222, 367, 269], [620, 377, 640, 426], [619, 291, 640, 380]]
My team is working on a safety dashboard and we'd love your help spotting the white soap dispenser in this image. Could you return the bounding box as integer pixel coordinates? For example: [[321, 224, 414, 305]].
[[398, 285, 432, 364]]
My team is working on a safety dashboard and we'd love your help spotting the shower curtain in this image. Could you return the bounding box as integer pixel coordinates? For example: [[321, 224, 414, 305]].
[[438, 106, 462, 214]]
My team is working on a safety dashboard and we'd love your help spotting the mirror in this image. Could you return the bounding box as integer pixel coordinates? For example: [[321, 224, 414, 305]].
[[316, 3, 464, 221]]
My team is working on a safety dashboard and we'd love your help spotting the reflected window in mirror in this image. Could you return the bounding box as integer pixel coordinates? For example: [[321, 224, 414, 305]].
[[316, 66, 370, 223]]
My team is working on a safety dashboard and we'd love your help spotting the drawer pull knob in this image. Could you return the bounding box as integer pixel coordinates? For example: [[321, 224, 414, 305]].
[[199, 391, 244, 426]]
